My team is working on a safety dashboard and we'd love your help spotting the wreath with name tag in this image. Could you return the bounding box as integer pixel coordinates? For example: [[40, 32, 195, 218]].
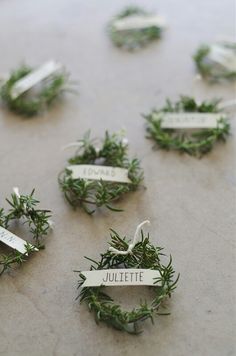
[[145, 96, 230, 157], [0, 188, 51, 275], [58, 131, 144, 214], [193, 42, 236, 82], [77, 221, 179, 334], [108, 6, 164, 50], [0, 63, 70, 117]]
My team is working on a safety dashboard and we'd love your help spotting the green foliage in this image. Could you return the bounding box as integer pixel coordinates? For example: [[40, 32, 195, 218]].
[[108, 6, 163, 50], [145, 96, 230, 157], [77, 229, 179, 334], [0, 189, 51, 275], [0, 64, 70, 117], [193, 43, 236, 82], [58, 131, 144, 214]]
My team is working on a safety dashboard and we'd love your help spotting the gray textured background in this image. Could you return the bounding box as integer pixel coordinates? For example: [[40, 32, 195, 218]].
[[0, 0, 235, 355]]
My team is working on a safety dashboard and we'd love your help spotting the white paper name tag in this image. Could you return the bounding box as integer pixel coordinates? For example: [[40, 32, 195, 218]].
[[67, 165, 131, 183], [113, 15, 165, 31], [0, 226, 37, 254], [11, 60, 63, 99], [81, 269, 161, 287], [157, 113, 224, 129], [209, 44, 236, 72]]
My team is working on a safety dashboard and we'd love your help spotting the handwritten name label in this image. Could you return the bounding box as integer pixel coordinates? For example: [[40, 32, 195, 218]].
[[0, 226, 37, 254], [209, 44, 236, 72], [113, 15, 165, 31], [156, 113, 224, 129], [11, 60, 63, 99], [67, 165, 131, 183], [81, 269, 161, 287]]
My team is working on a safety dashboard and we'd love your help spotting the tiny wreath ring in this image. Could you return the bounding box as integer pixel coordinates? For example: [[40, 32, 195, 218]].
[[0, 188, 51, 275], [0, 64, 70, 117], [58, 131, 144, 214], [77, 221, 179, 334], [108, 6, 164, 50], [145, 96, 230, 157]]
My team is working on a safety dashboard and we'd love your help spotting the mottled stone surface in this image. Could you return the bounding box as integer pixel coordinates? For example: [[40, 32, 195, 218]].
[[0, 0, 235, 355]]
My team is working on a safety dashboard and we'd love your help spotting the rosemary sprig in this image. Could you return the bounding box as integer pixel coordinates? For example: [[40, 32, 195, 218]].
[[58, 131, 144, 214], [145, 96, 230, 157], [108, 6, 163, 50], [193, 42, 236, 82], [0, 189, 51, 275], [77, 229, 179, 334], [0, 64, 71, 117]]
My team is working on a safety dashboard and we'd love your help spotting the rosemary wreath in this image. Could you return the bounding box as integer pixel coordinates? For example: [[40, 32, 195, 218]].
[[0, 64, 70, 116], [193, 42, 236, 82], [145, 96, 230, 157], [58, 131, 144, 214], [108, 6, 163, 50], [77, 221, 179, 334], [0, 188, 51, 275]]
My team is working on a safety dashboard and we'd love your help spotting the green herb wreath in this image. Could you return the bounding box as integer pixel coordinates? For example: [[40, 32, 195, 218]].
[[108, 6, 163, 50], [0, 188, 51, 275], [58, 131, 144, 214], [193, 42, 236, 82], [0, 64, 70, 117], [77, 222, 179, 334], [145, 96, 230, 157]]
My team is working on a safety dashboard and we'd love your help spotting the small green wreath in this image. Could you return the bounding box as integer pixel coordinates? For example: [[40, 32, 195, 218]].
[[0, 64, 70, 117], [77, 221, 179, 334], [193, 42, 236, 82], [145, 96, 230, 157], [0, 188, 51, 275], [108, 6, 163, 50], [58, 131, 144, 214]]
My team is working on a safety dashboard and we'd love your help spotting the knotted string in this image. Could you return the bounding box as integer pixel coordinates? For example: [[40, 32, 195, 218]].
[[109, 220, 150, 255], [62, 137, 129, 151]]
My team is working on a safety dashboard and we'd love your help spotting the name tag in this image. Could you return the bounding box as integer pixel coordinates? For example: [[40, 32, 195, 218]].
[[155, 112, 224, 129], [81, 269, 161, 287], [113, 15, 165, 31], [67, 165, 131, 183], [209, 44, 236, 72], [11, 60, 63, 99], [0, 226, 37, 254]]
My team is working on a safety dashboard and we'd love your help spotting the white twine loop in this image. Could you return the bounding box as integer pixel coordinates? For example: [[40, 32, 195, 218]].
[[48, 219, 55, 230], [109, 220, 150, 255], [62, 142, 100, 156], [62, 135, 129, 152], [61, 142, 83, 151], [13, 187, 21, 199], [13, 186, 27, 213]]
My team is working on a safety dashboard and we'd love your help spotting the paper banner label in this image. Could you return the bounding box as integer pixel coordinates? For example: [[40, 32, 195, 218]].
[[0, 226, 37, 254], [67, 165, 131, 183], [81, 269, 161, 287], [157, 113, 224, 129], [11, 60, 63, 99], [113, 15, 165, 31], [209, 44, 236, 72]]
